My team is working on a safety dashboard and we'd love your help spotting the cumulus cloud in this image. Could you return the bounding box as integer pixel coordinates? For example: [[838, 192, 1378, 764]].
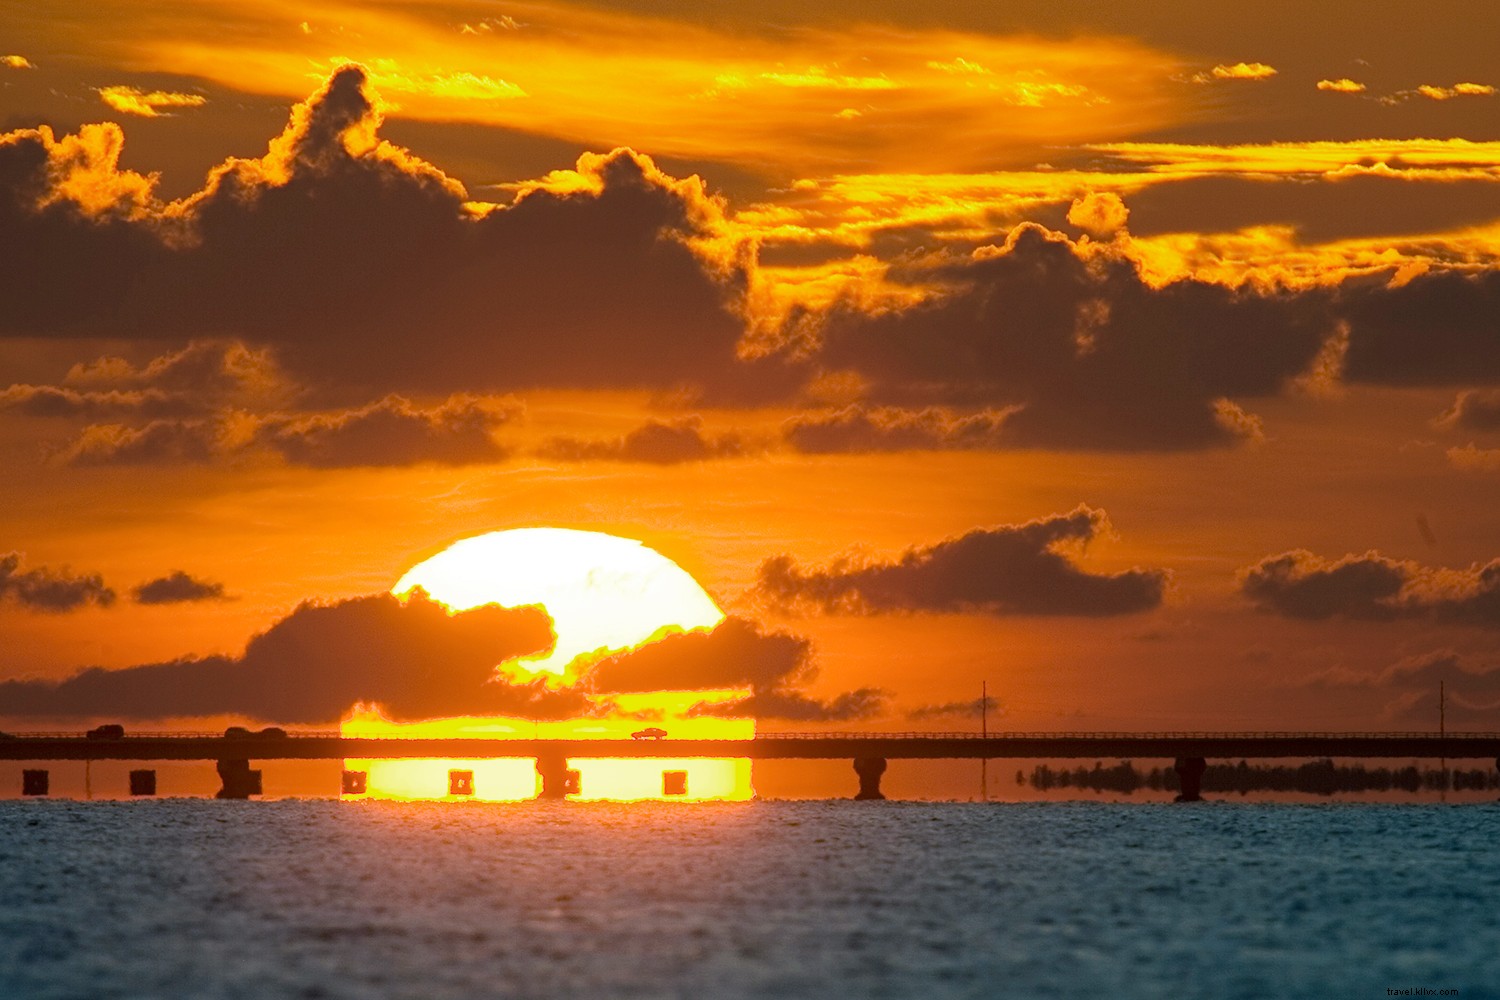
[[2, 56, 35, 69], [782, 406, 1010, 453], [754, 506, 1168, 617], [97, 86, 207, 118], [0, 66, 766, 404], [1190, 62, 1277, 83], [1317, 78, 1366, 93], [1416, 83, 1496, 100], [1239, 549, 1500, 627], [1066, 191, 1129, 237], [0, 591, 578, 723], [588, 615, 884, 721], [541, 416, 743, 464], [0, 552, 115, 612], [132, 571, 228, 605], [810, 225, 1332, 450]]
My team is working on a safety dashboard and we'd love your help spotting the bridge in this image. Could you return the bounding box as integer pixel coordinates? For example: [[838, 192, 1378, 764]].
[[5, 731, 1500, 800]]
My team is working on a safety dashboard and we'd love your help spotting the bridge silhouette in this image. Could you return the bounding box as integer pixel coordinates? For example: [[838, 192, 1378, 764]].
[[5, 731, 1500, 800]]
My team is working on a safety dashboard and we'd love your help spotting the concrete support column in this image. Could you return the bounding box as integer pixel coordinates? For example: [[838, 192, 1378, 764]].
[[215, 758, 262, 799], [853, 757, 887, 800], [1174, 756, 1207, 803], [536, 754, 572, 800]]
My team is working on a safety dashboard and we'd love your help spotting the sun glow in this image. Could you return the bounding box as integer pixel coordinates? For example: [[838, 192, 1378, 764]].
[[392, 528, 724, 675], [345, 529, 752, 801]]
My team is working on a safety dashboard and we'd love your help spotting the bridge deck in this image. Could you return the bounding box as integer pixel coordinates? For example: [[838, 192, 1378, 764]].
[[3, 733, 1500, 761]]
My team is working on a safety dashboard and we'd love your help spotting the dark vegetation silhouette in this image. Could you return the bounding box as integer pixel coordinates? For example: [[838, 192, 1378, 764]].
[[1019, 759, 1500, 795]]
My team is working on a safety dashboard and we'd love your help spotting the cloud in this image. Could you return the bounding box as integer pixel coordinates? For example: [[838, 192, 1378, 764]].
[[1416, 83, 1496, 101], [0, 591, 578, 723], [589, 616, 811, 693], [132, 571, 228, 605], [541, 416, 743, 464], [1304, 649, 1500, 727], [1066, 191, 1129, 237], [1316, 78, 1366, 93], [754, 506, 1168, 617], [254, 394, 518, 468], [908, 695, 1003, 721], [1240, 549, 1500, 627], [0, 552, 115, 612], [0, 67, 768, 403], [1436, 388, 1500, 431], [97, 86, 207, 118], [56, 419, 227, 466], [781, 405, 1010, 453], [2, 56, 34, 70], [689, 686, 886, 722], [0, 384, 199, 419], [1340, 270, 1500, 385], [809, 225, 1328, 450], [1203, 62, 1278, 82], [587, 615, 884, 721], [54, 394, 520, 468], [1446, 444, 1500, 472]]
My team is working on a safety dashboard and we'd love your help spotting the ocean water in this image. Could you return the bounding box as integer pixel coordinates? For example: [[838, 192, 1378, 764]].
[[1, 800, 1496, 999]]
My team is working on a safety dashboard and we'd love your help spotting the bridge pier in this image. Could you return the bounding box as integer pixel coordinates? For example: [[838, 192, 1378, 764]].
[[853, 757, 887, 800], [1174, 757, 1207, 802], [535, 754, 579, 799], [215, 759, 262, 799]]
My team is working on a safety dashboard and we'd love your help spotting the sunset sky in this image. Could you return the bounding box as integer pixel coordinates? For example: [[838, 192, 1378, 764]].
[[4, 0, 1500, 761]]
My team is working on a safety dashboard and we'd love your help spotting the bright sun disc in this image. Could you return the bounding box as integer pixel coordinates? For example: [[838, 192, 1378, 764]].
[[392, 527, 724, 675]]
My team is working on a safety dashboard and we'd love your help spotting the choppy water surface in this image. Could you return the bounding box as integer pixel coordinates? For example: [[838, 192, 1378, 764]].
[[2, 800, 1496, 999]]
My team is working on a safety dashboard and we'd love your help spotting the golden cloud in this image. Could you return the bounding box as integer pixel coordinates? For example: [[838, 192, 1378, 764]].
[[2, 54, 35, 69], [46, 0, 1184, 174], [1417, 82, 1497, 100], [1316, 78, 1365, 93], [1210, 62, 1277, 81], [97, 85, 207, 117]]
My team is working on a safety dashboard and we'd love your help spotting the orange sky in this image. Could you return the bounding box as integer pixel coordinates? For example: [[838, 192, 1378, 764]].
[[4, 1, 1500, 791]]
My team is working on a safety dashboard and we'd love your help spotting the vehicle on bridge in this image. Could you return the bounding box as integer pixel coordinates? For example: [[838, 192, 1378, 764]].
[[87, 724, 125, 740], [631, 728, 667, 741]]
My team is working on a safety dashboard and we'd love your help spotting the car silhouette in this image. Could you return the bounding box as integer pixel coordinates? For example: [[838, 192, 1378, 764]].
[[631, 727, 668, 740]]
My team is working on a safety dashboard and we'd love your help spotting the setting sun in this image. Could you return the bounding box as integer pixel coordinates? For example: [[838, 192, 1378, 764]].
[[347, 528, 752, 801]]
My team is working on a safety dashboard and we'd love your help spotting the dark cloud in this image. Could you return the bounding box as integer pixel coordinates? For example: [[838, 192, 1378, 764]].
[[782, 406, 1010, 453], [57, 419, 224, 466], [0, 591, 581, 723], [0, 551, 115, 612], [1436, 388, 1500, 431], [132, 571, 227, 605], [754, 506, 1168, 616], [688, 686, 886, 722], [0, 67, 783, 403], [1240, 549, 1500, 627], [907, 695, 1003, 721], [54, 394, 519, 468], [589, 616, 811, 693], [1239, 550, 1409, 621], [807, 225, 1331, 450], [588, 616, 883, 721], [1304, 649, 1500, 727], [541, 416, 743, 464], [0, 384, 199, 419], [255, 394, 518, 468], [1341, 271, 1500, 386]]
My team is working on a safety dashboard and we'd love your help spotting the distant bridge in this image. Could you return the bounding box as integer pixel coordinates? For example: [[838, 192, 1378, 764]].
[[5, 731, 1499, 800]]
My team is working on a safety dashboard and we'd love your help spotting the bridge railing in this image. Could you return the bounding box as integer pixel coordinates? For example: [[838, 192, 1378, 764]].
[[6, 730, 1500, 741]]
